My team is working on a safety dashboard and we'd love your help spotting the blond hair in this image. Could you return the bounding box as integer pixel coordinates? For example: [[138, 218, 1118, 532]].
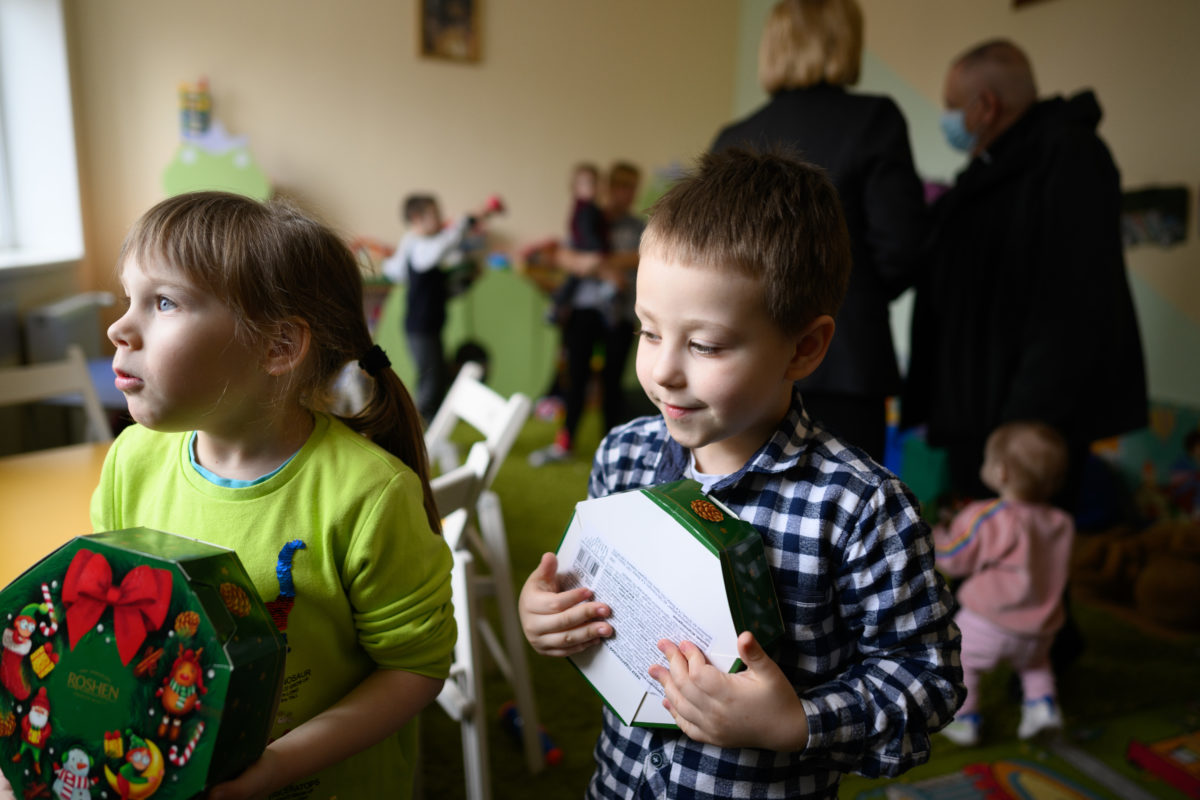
[[758, 0, 863, 93], [119, 191, 441, 534], [986, 421, 1069, 503], [640, 148, 850, 335]]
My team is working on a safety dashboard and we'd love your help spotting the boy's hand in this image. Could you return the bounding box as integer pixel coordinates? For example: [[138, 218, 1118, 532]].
[[519, 552, 613, 657], [649, 631, 809, 752], [0, 772, 13, 800]]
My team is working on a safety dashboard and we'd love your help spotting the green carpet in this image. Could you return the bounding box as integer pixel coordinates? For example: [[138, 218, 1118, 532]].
[[418, 411, 1200, 799]]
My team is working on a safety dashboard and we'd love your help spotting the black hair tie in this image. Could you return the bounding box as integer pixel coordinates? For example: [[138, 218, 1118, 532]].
[[358, 344, 391, 376]]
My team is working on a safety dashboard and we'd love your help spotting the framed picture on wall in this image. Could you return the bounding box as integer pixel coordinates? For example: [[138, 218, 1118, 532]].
[[419, 0, 481, 63]]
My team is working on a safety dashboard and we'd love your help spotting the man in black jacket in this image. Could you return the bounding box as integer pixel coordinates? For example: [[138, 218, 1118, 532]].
[[905, 39, 1147, 511]]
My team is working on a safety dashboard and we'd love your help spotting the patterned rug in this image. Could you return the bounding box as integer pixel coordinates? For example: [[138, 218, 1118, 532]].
[[842, 706, 1200, 800]]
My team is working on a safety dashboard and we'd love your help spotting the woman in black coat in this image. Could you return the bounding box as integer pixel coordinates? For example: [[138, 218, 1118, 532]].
[[711, 0, 925, 463]]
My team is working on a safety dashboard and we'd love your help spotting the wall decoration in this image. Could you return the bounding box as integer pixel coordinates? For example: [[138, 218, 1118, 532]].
[[419, 0, 480, 63], [1120, 185, 1189, 248], [162, 77, 271, 201]]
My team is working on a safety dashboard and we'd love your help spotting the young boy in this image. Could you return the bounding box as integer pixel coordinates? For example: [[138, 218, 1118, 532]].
[[379, 193, 498, 421], [934, 421, 1074, 746], [518, 149, 964, 799]]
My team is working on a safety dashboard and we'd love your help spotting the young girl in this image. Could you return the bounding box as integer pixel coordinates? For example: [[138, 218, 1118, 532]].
[[934, 421, 1074, 746], [90, 191, 456, 799]]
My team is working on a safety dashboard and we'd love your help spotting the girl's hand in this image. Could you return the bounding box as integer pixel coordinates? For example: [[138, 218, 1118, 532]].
[[205, 748, 283, 800], [519, 552, 612, 657], [648, 631, 809, 752], [0, 772, 15, 800]]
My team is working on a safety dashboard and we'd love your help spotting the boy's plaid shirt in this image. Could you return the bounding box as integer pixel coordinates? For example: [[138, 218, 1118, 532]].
[[584, 389, 964, 799]]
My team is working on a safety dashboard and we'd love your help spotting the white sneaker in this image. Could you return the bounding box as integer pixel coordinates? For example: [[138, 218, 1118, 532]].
[[1017, 696, 1063, 740], [940, 713, 981, 746], [528, 443, 570, 467]]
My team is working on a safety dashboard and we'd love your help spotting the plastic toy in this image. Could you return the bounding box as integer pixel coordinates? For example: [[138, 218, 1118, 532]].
[[498, 701, 561, 767]]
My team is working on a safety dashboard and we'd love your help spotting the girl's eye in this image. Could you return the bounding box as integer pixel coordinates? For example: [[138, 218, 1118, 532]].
[[690, 341, 719, 355], [156, 295, 177, 312], [637, 329, 660, 343]]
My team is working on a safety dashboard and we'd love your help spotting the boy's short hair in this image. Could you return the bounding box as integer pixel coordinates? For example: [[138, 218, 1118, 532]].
[[640, 147, 851, 334], [608, 160, 641, 187], [759, 0, 863, 93], [403, 194, 438, 223], [987, 421, 1069, 503], [952, 38, 1038, 110]]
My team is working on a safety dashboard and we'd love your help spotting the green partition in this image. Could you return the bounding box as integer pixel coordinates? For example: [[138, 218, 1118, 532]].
[[371, 269, 560, 400]]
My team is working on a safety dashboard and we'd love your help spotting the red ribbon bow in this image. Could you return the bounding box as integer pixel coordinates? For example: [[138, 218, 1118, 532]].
[[62, 549, 173, 666]]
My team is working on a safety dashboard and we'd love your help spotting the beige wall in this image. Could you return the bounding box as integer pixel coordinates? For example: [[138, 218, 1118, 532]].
[[66, 0, 739, 297], [64, 0, 1200, 405]]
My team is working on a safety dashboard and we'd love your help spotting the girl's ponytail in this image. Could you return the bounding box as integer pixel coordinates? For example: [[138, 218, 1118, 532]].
[[343, 354, 441, 535]]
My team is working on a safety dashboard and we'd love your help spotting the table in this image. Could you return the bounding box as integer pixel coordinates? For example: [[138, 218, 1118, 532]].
[[0, 442, 108, 586]]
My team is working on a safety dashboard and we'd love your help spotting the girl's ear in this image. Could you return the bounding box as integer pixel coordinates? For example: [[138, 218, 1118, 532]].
[[785, 314, 836, 382], [263, 318, 311, 377]]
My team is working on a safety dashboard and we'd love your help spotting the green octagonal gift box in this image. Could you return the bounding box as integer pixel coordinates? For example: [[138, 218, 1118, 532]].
[[0, 528, 285, 799]]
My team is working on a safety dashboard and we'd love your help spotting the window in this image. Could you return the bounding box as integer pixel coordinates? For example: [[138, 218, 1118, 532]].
[[0, 0, 83, 268]]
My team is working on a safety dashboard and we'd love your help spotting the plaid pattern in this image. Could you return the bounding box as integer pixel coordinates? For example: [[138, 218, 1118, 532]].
[[585, 388, 964, 799]]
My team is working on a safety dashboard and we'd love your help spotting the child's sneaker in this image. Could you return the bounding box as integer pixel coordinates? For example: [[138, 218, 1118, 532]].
[[528, 443, 570, 467], [940, 712, 981, 747], [1017, 696, 1063, 740], [529, 431, 572, 467]]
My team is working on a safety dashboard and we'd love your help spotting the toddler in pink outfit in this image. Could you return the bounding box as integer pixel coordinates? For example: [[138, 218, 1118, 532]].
[[933, 421, 1074, 746]]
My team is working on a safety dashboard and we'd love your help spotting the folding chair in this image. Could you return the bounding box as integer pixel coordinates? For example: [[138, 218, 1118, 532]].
[[426, 365, 539, 800], [0, 344, 113, 443]]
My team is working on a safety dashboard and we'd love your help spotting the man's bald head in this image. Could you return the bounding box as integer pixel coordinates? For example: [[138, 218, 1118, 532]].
[[943, 39, 1038, 156]]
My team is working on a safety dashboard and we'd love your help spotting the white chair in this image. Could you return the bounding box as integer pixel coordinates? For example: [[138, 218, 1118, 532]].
[[426, 365, 540, 800], [0, 344, 113, 443]]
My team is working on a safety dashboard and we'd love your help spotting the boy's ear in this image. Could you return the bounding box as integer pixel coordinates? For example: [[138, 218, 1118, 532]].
[[263, 318, 311, 377], [785, 315, 836, 382]]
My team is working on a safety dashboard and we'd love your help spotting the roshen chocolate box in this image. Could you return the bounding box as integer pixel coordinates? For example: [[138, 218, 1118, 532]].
[[556, 479, 784, 728], [0, 529, 285, 799]]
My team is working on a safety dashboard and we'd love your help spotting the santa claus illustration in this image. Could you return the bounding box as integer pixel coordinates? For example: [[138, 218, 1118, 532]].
[[14, 687, 53, 775]]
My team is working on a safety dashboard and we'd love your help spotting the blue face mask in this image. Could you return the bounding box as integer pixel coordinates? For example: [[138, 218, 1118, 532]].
[[940, 109, 978, 153]]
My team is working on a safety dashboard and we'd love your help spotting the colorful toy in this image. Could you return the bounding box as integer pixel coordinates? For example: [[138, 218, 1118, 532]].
[[163, 76, 270, 201], [483, 194, 506, 215], [498, 701, 562, 767], [177, 77, 211, 139], [1127, 729, 1200, 798]]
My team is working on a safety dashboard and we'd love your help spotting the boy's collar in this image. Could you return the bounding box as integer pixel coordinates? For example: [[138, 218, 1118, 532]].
[[652, 386, 814, 488]]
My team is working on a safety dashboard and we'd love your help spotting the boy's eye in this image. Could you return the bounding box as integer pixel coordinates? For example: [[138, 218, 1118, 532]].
[[156, 295, 177, 312], [689, 341, 719, 355], [637, 329, 660, 343]]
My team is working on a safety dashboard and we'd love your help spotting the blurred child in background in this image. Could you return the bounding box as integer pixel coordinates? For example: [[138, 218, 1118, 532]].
[[934, 421, 1074, 746]]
